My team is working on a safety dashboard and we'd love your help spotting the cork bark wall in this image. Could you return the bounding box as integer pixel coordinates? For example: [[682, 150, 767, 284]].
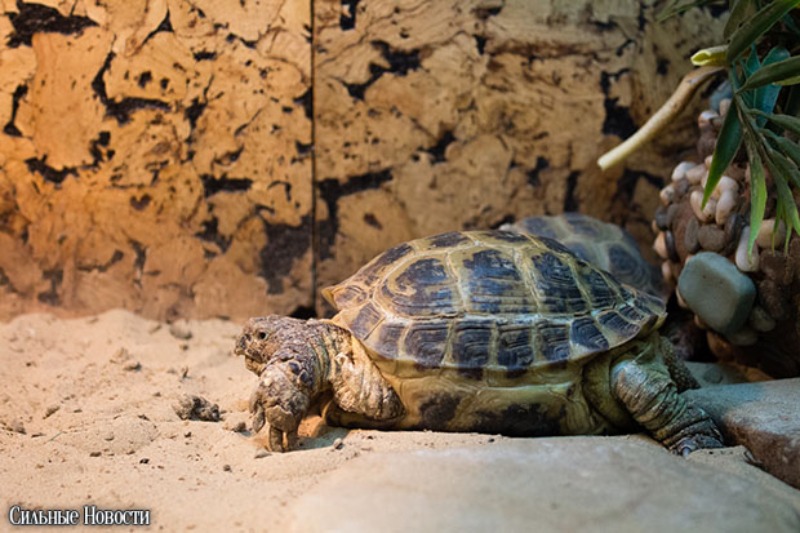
[[313, 0, 726, 310], [0, 0, 724, 321], [0, 0, 313, 321]]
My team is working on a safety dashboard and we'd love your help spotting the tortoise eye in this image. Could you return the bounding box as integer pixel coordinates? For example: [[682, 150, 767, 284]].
[[256, 331, 269, 341]]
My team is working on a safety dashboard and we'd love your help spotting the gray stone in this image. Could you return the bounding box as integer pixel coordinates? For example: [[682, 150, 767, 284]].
[[678, 252, 756, 336], [686, 378, 800, 490], [287, 438, 800, 533], [697, 224, 727, 252]]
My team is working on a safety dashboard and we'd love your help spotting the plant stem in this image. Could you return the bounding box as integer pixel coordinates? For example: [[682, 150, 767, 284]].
[[597, 66, 723, 171]]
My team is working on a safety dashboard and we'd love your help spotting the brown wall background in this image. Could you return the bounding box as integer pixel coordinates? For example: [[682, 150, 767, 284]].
[[0, 0, 724, 321]]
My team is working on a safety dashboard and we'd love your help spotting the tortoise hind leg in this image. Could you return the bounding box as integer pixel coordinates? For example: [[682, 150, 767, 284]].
[[327, 342, 405, 424], [610, 353, 723, 455]]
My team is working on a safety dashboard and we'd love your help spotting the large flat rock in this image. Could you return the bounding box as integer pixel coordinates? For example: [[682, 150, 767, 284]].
[[686, 378, 800, 489], [287, 437, 800, 533]]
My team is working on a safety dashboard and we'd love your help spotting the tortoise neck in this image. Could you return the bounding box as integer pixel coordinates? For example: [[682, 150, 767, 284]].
[[309, 319, 353, 382]]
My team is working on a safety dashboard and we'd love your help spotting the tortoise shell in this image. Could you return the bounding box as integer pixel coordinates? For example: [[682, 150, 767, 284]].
[[322, 230, 665, 377], [502, 213, 663, 297]]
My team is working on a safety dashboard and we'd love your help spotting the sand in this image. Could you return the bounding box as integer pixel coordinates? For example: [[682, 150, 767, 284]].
[[2, 310, 799, 532], [0, 310, 505, 531]]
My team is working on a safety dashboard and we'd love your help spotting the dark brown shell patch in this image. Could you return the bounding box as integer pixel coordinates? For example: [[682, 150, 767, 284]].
[[569, 317, 610, 352], [404, 322, 449, 368], [358, 242, 414, 285], [382, 257, 459, 316], [597, 310, 640, 339], [531, 252, 585, 313], [427, 231, 472, 248], [497, 325, 535, 376], [462, 249, 529, 314], [453, 320, 493, 379], [535, 322, 571, 362], [349, 302, 384, 339]]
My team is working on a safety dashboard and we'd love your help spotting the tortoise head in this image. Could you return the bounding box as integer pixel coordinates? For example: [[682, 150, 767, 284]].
[[235, 315, 309, 375]]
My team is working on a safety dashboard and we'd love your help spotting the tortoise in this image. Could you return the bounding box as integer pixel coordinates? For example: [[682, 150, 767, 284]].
[[235, 230, 722, 454], [502, 212, 664, 297]]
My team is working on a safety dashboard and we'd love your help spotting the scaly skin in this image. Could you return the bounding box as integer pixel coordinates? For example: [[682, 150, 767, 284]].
[[236, 316, 723, 453], [235, 316, 403, 451]]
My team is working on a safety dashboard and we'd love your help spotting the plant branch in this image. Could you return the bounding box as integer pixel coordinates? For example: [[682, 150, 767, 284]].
[[597, 66, 723, 171]]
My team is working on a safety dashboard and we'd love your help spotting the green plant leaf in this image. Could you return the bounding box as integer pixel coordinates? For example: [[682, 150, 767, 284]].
[[764, 150, 800, 235], [745, 139, 767, 254], [726, 0, 800, 63], [725, 0, 757, 39], [763, 128, 800, 167], [751, 47, 789, 124], [753, 110, 800, 135], [739, 55, 800, 91], [703, 99, 744, 206]]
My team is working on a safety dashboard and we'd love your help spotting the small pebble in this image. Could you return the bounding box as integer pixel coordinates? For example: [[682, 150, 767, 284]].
[[735, 227, 760, 272], [654, 206, 670, 230], [254, 449, 271, 459], [755, 219, 786, 249], [717, 176, 739, 194], [139, 458, 150, 464], [653, 232, 668, 259], [690, 190, 710, 222], [223, 464, 232, 472], [686, 164, 707, 185], [661, 261, 673, 283], [697, 225, 726, 252], [43, 405, 60, 419], [89, 451, 101, 457], [702, 197, 717, 220], [748, 305, 776, 333], [123, 360, 141, 372], [715, 189, 737, 225], [683, 217, 700, 254], [169, 321, 193, 340], [671, 161, 695, 182], [172, 395, 220, 422], [664, 231, 679, 262], [698, 110, 719, 129], [659, 185, 675, 206], [333, 438, 344, 450]]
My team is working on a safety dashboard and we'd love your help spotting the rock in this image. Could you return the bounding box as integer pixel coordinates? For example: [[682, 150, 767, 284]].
[[169, 321, 193, 340], [758, 279, 789, 321], [172, 394, 220, 422], [683, 216, 700, 255], [287, 438, 800, 532], [685, 379, 800, 489], [697, 224, 726, 252], [678, 252, 756, 337]]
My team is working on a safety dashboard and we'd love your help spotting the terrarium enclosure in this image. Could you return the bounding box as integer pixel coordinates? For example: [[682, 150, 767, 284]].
[[0, 0, 726, 322]]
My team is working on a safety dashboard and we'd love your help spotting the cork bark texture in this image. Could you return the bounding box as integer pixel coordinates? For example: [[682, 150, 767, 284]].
[[0, 0, 724, 321], [0, 0, 313, 321]]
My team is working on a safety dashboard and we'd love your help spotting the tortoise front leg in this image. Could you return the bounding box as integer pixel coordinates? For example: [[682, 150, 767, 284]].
[[611, 358, 723, 455], [249, 351, 320, 452]]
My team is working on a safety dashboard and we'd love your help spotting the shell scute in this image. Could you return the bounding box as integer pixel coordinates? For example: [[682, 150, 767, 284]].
[[325, 230, 665, 374]]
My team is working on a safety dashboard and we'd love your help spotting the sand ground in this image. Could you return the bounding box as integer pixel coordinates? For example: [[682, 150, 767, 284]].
[[1, 310, 798, 532]]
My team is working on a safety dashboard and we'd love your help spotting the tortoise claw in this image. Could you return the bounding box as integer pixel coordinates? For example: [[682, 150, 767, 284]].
[[267, 427, 299, 453], [249, 389, 266, 434]]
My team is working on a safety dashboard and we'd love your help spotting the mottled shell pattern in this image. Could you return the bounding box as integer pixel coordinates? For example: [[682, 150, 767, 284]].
[[323, 230, 666, 378], [503, 213, 663, 297]]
